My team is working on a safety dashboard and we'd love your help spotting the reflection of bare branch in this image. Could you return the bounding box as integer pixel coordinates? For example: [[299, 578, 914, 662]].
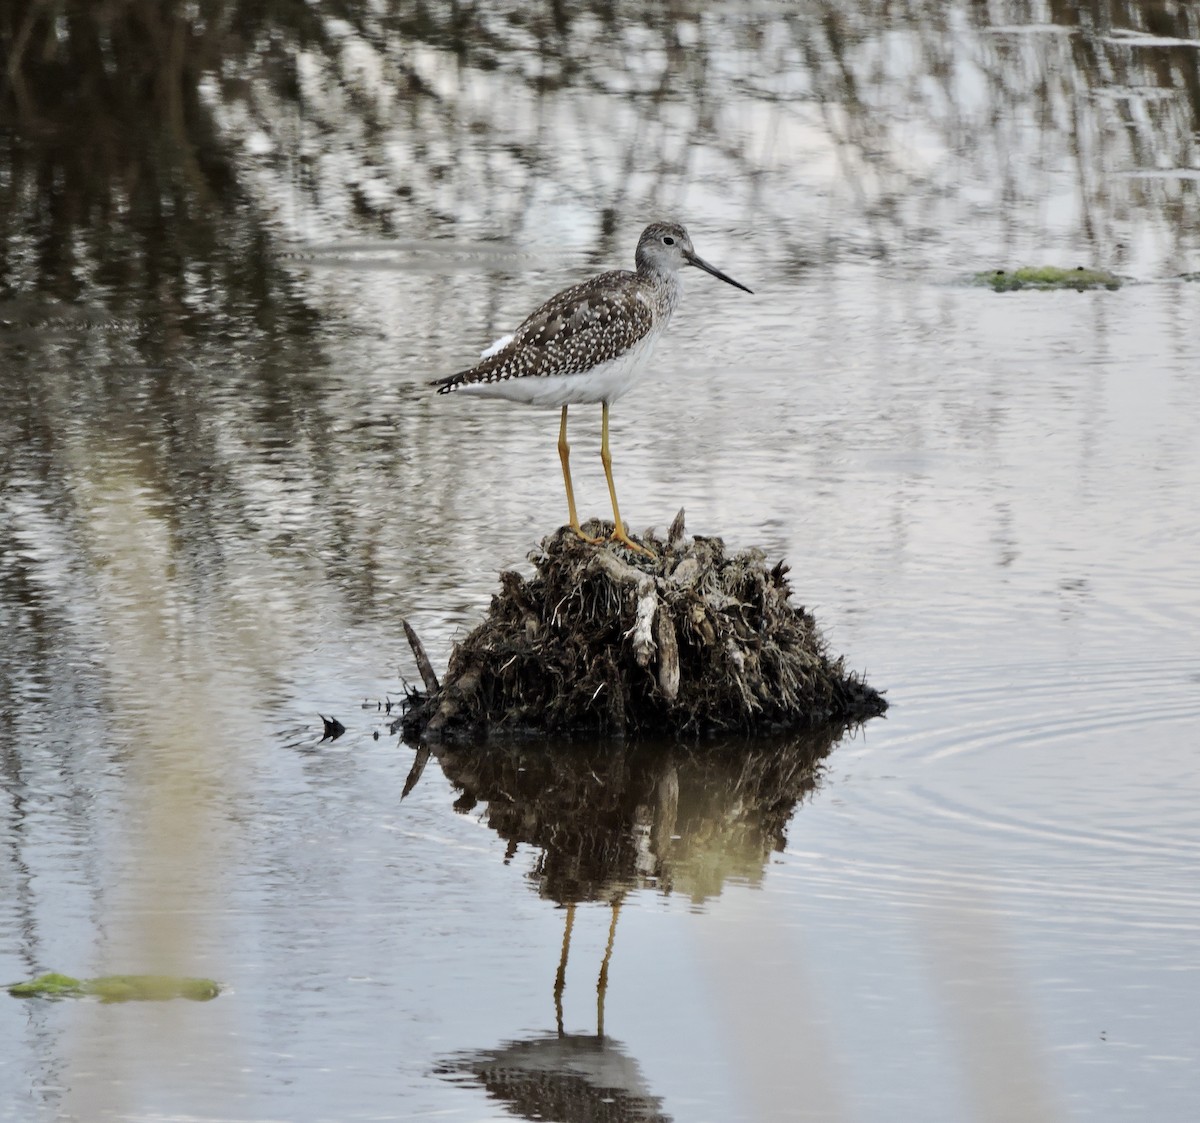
[[4, 1, 1197, 307]]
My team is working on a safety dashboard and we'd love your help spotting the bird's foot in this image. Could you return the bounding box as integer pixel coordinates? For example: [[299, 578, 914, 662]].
[[568, 523, 605, 546], [609, 526, 657, 560]]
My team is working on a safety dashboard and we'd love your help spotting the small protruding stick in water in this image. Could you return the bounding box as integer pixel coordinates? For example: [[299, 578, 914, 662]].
[[402, 619, 440, 693], [402, 745, 431, 799]]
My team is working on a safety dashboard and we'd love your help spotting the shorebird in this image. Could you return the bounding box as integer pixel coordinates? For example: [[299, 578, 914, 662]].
[[431, 222, 752, 556]]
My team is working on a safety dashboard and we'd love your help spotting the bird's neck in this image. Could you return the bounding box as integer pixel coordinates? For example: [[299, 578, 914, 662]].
[[640, 270, 682, 322]]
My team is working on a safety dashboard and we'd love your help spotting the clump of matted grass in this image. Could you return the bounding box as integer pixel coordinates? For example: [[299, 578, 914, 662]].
[[400, 511, 886, 740]]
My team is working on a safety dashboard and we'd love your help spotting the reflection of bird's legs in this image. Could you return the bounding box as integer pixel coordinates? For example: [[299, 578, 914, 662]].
[[597, 895, 623, 1040], [554, 902, 575, 1038], [600, 404, 655, 558], [559, 406, 602, 544]]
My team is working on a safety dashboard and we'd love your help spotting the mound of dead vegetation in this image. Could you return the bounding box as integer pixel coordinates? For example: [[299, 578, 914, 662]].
[[400, 512, 886, 740]]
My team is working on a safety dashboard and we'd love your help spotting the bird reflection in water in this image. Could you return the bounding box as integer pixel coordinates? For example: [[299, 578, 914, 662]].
[[413, 726, 852, 1122], [437, 1023, 669, 1123]]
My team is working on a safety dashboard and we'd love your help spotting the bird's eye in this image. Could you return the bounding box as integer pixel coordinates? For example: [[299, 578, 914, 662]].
[[662, 235, 675, 246]]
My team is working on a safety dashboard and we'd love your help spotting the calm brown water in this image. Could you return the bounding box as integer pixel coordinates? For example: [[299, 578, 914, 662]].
[[2, 3, 1199, 1121]]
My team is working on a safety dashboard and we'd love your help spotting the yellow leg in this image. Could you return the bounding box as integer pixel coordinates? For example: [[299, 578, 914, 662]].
[[559, 406, 602, 545], [601, 403, 655, 558]]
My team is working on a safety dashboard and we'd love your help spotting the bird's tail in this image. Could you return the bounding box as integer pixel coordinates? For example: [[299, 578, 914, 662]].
[[431, 333, 514, 393], [429, 371, 467, 394]]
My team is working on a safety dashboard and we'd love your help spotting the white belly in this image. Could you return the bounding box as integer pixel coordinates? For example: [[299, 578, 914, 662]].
[[457, 334, 659, 408]]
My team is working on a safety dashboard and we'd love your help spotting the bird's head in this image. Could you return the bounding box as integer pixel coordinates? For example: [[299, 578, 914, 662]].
[[635, 222, 753, 293]]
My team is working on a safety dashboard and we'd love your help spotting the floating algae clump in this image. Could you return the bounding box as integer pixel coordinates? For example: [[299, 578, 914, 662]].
[[974, 266, 1121, 292], [8, 972, 221, 1002], [401, 513, 886, 740]]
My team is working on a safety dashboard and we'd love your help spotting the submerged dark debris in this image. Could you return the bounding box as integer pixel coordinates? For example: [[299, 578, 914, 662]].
[[400, 512, 886, 740]]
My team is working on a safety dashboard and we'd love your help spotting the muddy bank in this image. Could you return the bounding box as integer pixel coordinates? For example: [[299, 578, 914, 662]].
[[401, 513, 886, 740]]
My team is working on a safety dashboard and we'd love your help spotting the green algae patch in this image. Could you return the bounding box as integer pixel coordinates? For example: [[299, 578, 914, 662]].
[[974, 266, 1122, 292], [8, 972, 221, 1002], [6, 972, 82, 997]]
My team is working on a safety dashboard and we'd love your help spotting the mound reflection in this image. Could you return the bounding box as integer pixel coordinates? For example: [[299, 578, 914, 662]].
[[418, 725, 846, 905], [425, 728, 850, 1122]]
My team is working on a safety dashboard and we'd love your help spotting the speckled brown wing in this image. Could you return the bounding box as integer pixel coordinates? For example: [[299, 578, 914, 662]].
[[433, 270, 654, 393]]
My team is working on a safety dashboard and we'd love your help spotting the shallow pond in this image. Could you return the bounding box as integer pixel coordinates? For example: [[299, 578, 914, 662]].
[[2, 3, 1198, 1121]]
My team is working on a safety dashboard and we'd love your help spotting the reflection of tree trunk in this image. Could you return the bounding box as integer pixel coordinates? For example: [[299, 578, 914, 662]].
[[3, 6, 37, 114], [0, 2, 315, 309]]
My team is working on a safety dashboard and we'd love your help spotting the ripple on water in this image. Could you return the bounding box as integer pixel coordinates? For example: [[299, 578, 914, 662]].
[[777, 651, 1200, 948]]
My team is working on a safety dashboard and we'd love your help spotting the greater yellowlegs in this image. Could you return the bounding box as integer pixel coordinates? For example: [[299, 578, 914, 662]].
[[432, 222, 751, 556]]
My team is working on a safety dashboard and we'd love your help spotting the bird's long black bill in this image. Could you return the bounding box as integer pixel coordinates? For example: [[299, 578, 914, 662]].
[[686, 251, 753, 294]]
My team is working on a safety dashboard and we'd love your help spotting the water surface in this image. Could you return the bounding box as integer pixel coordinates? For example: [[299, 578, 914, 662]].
[[2, 3, 1198, 1120]]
